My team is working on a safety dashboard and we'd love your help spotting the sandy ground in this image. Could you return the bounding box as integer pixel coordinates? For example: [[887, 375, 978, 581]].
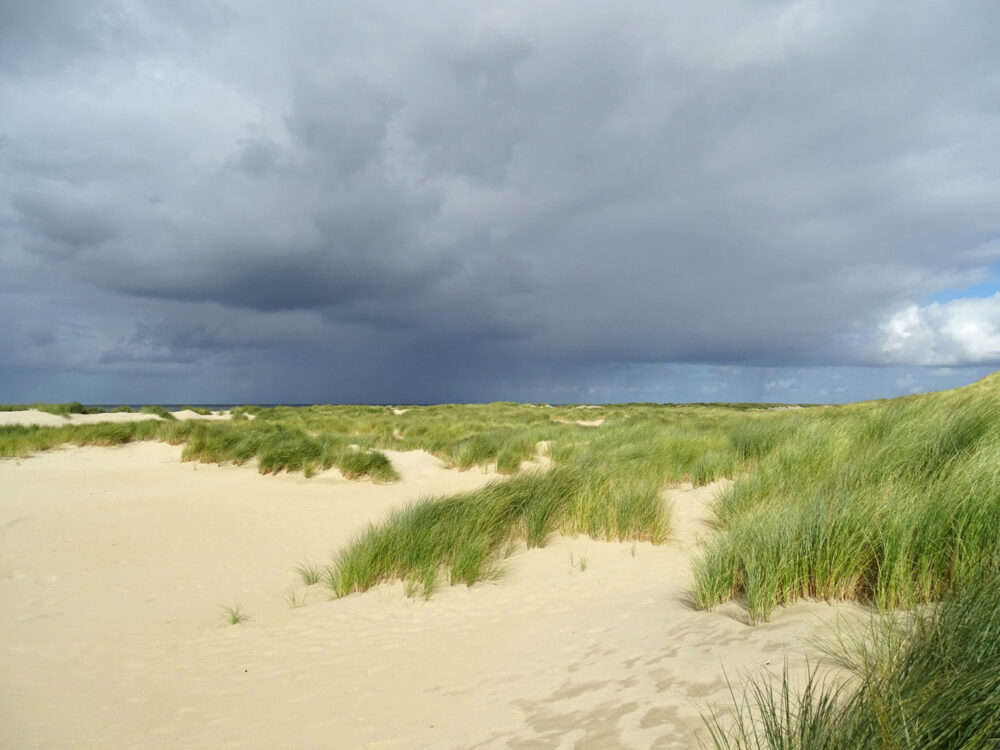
[[0, 409, 234, 427], [553, 417, 606, 427], [0, 444, 865, 749]]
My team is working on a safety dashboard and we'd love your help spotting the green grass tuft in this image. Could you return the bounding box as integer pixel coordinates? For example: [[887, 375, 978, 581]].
[[221, 604, 249, 625], [140, 405, 177, 420], [295, 562, 322, 586], [705, 570, 1000, 747], [693, 390, 1000, 622], [327, 470, 582, 598], [325, 458, 674, 598], [0, 401, 104, 417], [337, 449, 399, 482]]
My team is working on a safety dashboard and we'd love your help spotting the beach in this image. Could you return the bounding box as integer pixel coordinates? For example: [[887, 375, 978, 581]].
[[0, 436, 863, 748]]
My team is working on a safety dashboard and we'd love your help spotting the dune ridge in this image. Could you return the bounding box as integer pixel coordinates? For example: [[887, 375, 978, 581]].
[[0, 408, 234, 428]]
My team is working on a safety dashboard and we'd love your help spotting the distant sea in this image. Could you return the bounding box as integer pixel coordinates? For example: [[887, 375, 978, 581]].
[[90, 404, 293, 411], [88, 403, 422, 410]]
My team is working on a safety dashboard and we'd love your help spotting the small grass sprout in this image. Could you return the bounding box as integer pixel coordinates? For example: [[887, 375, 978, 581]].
[[296, 562, 322, 586], [284, 588, 307, 609], [221, 603, 249, 625]]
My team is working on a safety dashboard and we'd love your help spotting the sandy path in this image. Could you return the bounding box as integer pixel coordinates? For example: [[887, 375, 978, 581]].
[[0, 446, 864, 749]]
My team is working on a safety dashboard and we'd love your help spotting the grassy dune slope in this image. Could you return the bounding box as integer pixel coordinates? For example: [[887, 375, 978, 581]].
[[693, 381, 1000, 623], [694, 376, 1000, 748]]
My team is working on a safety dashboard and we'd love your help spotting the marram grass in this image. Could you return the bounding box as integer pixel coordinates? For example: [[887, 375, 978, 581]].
[[324, 465, 672, 598], [139, 404, 177, 420], [325, 472, 578, 598], [692, 386, 1000, 623], [0, 401, 104, 417], [0, 419, 399, 481], [705, 569, 1000, 748]]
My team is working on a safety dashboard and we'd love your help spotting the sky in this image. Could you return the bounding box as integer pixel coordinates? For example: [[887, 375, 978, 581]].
[[1, 1, 999, 405]]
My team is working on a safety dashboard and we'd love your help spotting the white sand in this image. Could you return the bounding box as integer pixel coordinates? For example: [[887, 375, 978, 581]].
[[553, 417, 606, 427], [169, 409, 233, 421], [0, 445, 865, 749], [0, 410, 160, 427], [0, 409, 237, 428]]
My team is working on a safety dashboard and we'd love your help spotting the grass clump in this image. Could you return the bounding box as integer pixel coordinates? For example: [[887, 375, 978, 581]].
[[337, 449, 399, 482], [690, 450, 736, 487], [0, 401, 104, 417], [295, 562, 322, 586], [693, 388, 1000, 623], [705, 571, 1000, 748], [0, 415, 402, 484], [0, 420, 173, 457], [110, 405, 134, 413], [221, 604, 249, 625], [327, 470, 582, 597], [326, 457, 674, 598], [495, 437, 539, 474], [76, 422, 140, 446], [729, 417, 793, 462], [230, 405, 265, 418], [182, 405, 213, 415], [140, 405, 177, 420], [451, 433, 500, 469], [705, 662, 844, 750], [179, 422, 399, 481], [181, 423, 317, 473], [562, 466, 669, 543]]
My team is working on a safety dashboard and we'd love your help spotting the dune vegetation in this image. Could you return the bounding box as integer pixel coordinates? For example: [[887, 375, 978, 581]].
[[3, 387, 1000, 609], [181, 405, 214, 415], [3, 378, 1000, 744], [0, 401, 105, 417], [692, 384, 1000, 623], [706, 567, 1000, 748]]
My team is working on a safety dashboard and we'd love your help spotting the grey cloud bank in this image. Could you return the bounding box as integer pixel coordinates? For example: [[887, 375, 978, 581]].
[[1, 1, 999, 404]]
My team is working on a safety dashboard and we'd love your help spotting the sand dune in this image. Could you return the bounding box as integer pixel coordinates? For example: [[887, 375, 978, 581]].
[[0, 409, 236, 428], [169, 409, 233, 421], [0, 444, 864, 748], [0, 409, 160, 427]]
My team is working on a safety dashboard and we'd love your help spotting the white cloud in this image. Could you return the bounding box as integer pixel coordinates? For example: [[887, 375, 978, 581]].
[[879, 294, 1000, 365], [764, 377, 799, 391]]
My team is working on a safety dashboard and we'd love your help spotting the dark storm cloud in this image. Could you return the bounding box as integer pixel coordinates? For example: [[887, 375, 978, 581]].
[[2, 1, 999, 402], [12, 188, 119, 254]]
